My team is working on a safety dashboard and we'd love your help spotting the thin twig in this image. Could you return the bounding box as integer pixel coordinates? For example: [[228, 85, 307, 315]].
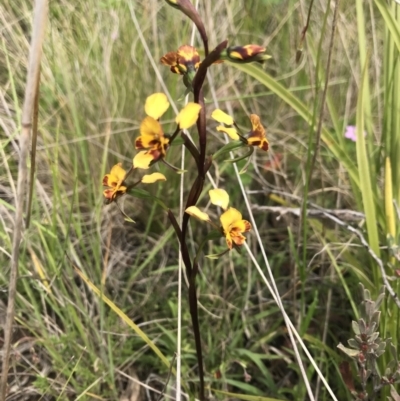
[[0, 1, 48, 399], [253, 205, 365, 221], [308, 0, 341, 180], [156, 353, 177, 401], [296, 0, 315, 62]]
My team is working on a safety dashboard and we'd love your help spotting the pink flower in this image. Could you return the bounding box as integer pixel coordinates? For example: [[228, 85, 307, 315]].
[[345, 125, 366, 142]]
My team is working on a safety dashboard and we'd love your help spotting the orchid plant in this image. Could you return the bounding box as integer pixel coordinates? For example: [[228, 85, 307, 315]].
[[102, 1, 270, 399]]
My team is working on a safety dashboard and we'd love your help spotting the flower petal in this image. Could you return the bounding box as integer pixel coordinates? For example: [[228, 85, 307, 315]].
[[220, 207, 242, 233], [145, 93, 170, 120], [138, 116, 164, 148], [185, 206, 210, 221], [209, 189, 230, 210], [141, 172, 167, 184], [102, 174, 115, 187], [109, 163, 126, 182], [216, 126, 240, 140], [133, 151, 154, 170], [247, 114, 269, 151], [103, 188, 115, 200], [231, 219, 251, 233], [176, 103, 202, 129], [211, 109, 234, 125], [160, 51, 178, 67]]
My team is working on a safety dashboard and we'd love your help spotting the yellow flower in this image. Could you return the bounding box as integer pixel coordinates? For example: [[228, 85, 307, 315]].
[[185, 188, 251, 250], [134, 93, 204, 168], [135, 93, 171, 164], [220, 208, 251, 249], [102, 163, 127, 201], [175, 103, 202, 129], [211, 109, 269, 151]]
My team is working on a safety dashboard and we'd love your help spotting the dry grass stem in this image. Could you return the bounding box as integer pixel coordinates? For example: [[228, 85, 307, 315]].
[[0, 0, 48, 399]]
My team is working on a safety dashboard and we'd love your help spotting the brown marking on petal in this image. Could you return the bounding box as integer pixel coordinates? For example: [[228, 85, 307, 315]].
[[243, 44, 266, 56], [247, 114, 267, 147], [243, 220, 251, 232], [103, 189, 115, 200], [170, 66, 181, 74], [135, 137, 145, 149], [260, 140, 269, 152], [250, 114, 264, 133], [147, 148, 162, 161], [116, 185, 127, 195], [247, 138, 261, 147], [227, 45, 268, 63], [161, 51, 178, 66], [102, 175, 110, 186], [148, 138, 162, 147], [225, 236, 233, 250], [232, 233, 246, 246]]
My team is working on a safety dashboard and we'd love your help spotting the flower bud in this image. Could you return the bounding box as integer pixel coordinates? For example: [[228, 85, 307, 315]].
[[222, 45, 271, 64]]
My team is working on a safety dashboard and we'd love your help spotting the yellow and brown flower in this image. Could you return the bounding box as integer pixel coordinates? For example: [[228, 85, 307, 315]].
[[102, 163, 127, 201], [220, 207, 251, 249], [246, 114, 269, 151], [184, 188, 251, 250], [135, 116, 170, 162], [223, 44, 271, 64], [134, 93, 171, 168], [211, 109, 269, 151], [161, 45, 201, 75], [133, 93, 202, 169]]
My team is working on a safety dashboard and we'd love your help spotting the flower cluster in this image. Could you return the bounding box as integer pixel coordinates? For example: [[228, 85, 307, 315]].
[[186, 189, 251, 250], [103, 9, 271, 254], [212, 109, 269, 152], [103, 92, 201, 202]]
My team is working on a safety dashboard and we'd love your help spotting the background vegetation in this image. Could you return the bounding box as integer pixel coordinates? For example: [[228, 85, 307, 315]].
[[1, 0, 399, 400]]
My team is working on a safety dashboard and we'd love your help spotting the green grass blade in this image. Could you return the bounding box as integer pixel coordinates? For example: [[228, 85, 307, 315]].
[[374, 0, 400, 52], [356, 58, 380, 260]]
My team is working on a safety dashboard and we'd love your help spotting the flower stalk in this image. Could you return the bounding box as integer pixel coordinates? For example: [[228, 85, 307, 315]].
[[102, 5, 270, 401]]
